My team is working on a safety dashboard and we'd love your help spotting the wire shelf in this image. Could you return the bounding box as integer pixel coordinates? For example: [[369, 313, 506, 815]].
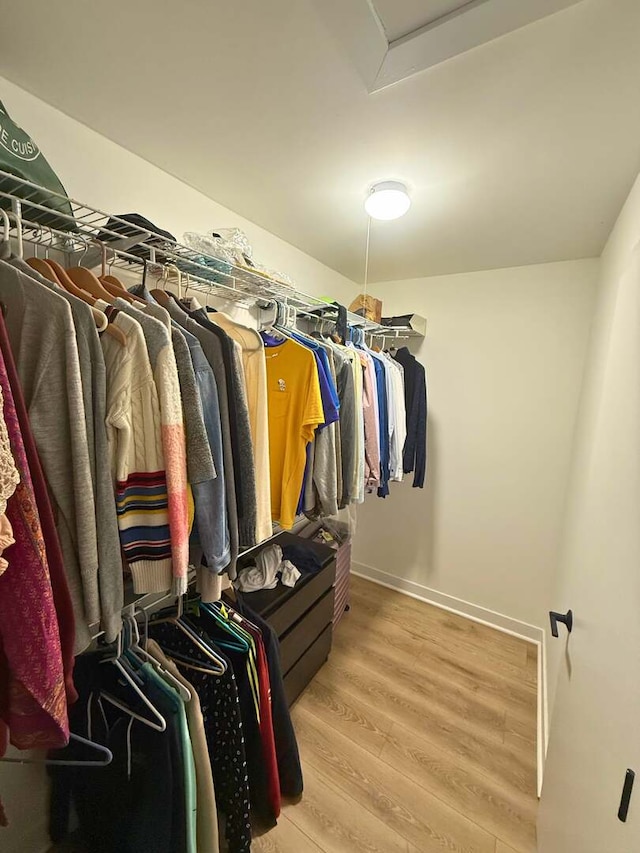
[[0, 169, 424, 340]]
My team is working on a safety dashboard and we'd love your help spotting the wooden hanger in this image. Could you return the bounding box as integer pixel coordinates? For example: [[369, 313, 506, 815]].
[[26, 256, 62, 285], [46, 259, 96, 303], [149, 288, 173, 309], [44, 260, 126, 346], [99, 275, 136, 303], [67, 266, 115, 303], [101, 273, 127, 291], [26, 258, 114, 337], [99, 274, 147, 306]]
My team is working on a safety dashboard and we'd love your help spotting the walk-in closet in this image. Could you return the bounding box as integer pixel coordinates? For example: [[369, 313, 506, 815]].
[[0, 2, 639, 852]]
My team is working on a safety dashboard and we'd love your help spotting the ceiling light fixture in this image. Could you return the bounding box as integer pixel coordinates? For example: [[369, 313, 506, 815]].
[[364, 181, 411, 220]]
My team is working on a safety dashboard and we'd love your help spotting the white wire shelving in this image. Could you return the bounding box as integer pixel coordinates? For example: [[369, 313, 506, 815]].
[[0, 169, 424, 342]]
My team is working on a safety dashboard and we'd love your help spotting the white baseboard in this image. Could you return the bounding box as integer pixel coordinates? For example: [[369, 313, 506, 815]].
[[350, 560, 548, 797]]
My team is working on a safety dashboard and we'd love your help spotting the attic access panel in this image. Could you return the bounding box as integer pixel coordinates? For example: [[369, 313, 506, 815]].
[[316, 0, 586, 92]]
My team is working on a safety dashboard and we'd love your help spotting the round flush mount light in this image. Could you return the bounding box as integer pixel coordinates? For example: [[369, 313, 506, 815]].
[[364, 180, 411, 220]]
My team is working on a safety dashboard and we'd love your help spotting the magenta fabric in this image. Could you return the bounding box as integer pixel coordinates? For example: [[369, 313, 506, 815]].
[[0, 310, 77, 708], [0, 341, 69, 751]]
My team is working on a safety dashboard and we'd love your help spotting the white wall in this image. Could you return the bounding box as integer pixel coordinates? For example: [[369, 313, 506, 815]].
[[0, 76, 358, 853], [352, 259, 597, 630], [545, 171, 640, 719]]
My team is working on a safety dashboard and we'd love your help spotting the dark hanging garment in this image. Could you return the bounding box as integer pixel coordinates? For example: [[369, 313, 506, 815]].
[[187, 608, 276, 829], [372, 356, 390, 498], [392, 347, 427, 488], [48, 655, 179, 853], [222, 606, 281, 818], [234, 596, 304, 798], [149, 622, 252, 853]]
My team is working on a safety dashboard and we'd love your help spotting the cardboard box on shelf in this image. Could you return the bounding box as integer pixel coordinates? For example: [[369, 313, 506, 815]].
[[349, 293, 382, 323]]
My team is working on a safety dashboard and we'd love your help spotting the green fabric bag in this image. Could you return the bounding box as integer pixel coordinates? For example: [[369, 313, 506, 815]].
[[0, 99, 76, 231]]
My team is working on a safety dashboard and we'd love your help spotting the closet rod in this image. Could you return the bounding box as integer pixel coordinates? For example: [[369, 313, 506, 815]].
[[89, 517, 298, 643]]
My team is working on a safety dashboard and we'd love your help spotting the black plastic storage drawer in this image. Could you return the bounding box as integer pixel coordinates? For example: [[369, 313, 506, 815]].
[[279, 588, 334, 675], [237, 531, 335, 705], [283, 624, 333, 706]]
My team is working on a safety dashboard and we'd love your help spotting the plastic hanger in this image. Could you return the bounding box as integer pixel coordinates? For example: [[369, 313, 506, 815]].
[[177, 616, 229, 672], [98, 631, 168, 733], [0, 732, 114, 767], [143, 644, 194, 700], [260, 300, 289, 345], [197, 602, 250, 653], [150, 599, 228, 673], [128, 610, 192, 702], [165, 650, 224, 676], [0, 209, 11, 260]]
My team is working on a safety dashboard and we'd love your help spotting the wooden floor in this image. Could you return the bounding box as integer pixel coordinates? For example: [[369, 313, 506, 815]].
[[254, 575, 538, 853]]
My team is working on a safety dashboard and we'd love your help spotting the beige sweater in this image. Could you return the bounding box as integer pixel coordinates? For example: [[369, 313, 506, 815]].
[[98, 306, 172, 594], [208, 312, 272, 542]]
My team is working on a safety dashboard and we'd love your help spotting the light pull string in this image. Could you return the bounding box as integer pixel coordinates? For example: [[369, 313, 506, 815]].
[[363, 214, 371, 298]]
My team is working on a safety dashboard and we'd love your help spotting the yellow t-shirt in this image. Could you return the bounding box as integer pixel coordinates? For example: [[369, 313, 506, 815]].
[[265, 338, 324, 529]]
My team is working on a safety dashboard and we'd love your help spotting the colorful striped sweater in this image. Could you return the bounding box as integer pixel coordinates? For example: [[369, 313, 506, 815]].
[[113, 299, 189, 595], [98, 306, 173, 594]]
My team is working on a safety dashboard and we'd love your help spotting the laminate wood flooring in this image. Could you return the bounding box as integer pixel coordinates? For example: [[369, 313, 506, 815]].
[[254, 575, 538, 853]]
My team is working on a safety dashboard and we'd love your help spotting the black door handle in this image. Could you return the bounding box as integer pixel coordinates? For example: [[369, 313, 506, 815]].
[[618, 769, 635, 822], [550, 609, 573, 638]]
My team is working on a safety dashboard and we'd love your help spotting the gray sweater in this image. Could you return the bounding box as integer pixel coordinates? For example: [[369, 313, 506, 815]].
[[0, 260, 99, 652], [330, 344, 357, 508], [189, 306, 257, 549], [10, 258, 124, 642]]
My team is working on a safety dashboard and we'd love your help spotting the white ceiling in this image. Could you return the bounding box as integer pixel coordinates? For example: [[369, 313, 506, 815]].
[[374, 0, 472, 41], [0, 0, 639, 284]]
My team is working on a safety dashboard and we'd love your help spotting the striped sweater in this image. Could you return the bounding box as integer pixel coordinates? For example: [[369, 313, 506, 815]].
[[113, 299, 189, 594], [98, 306, 172, 594]]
